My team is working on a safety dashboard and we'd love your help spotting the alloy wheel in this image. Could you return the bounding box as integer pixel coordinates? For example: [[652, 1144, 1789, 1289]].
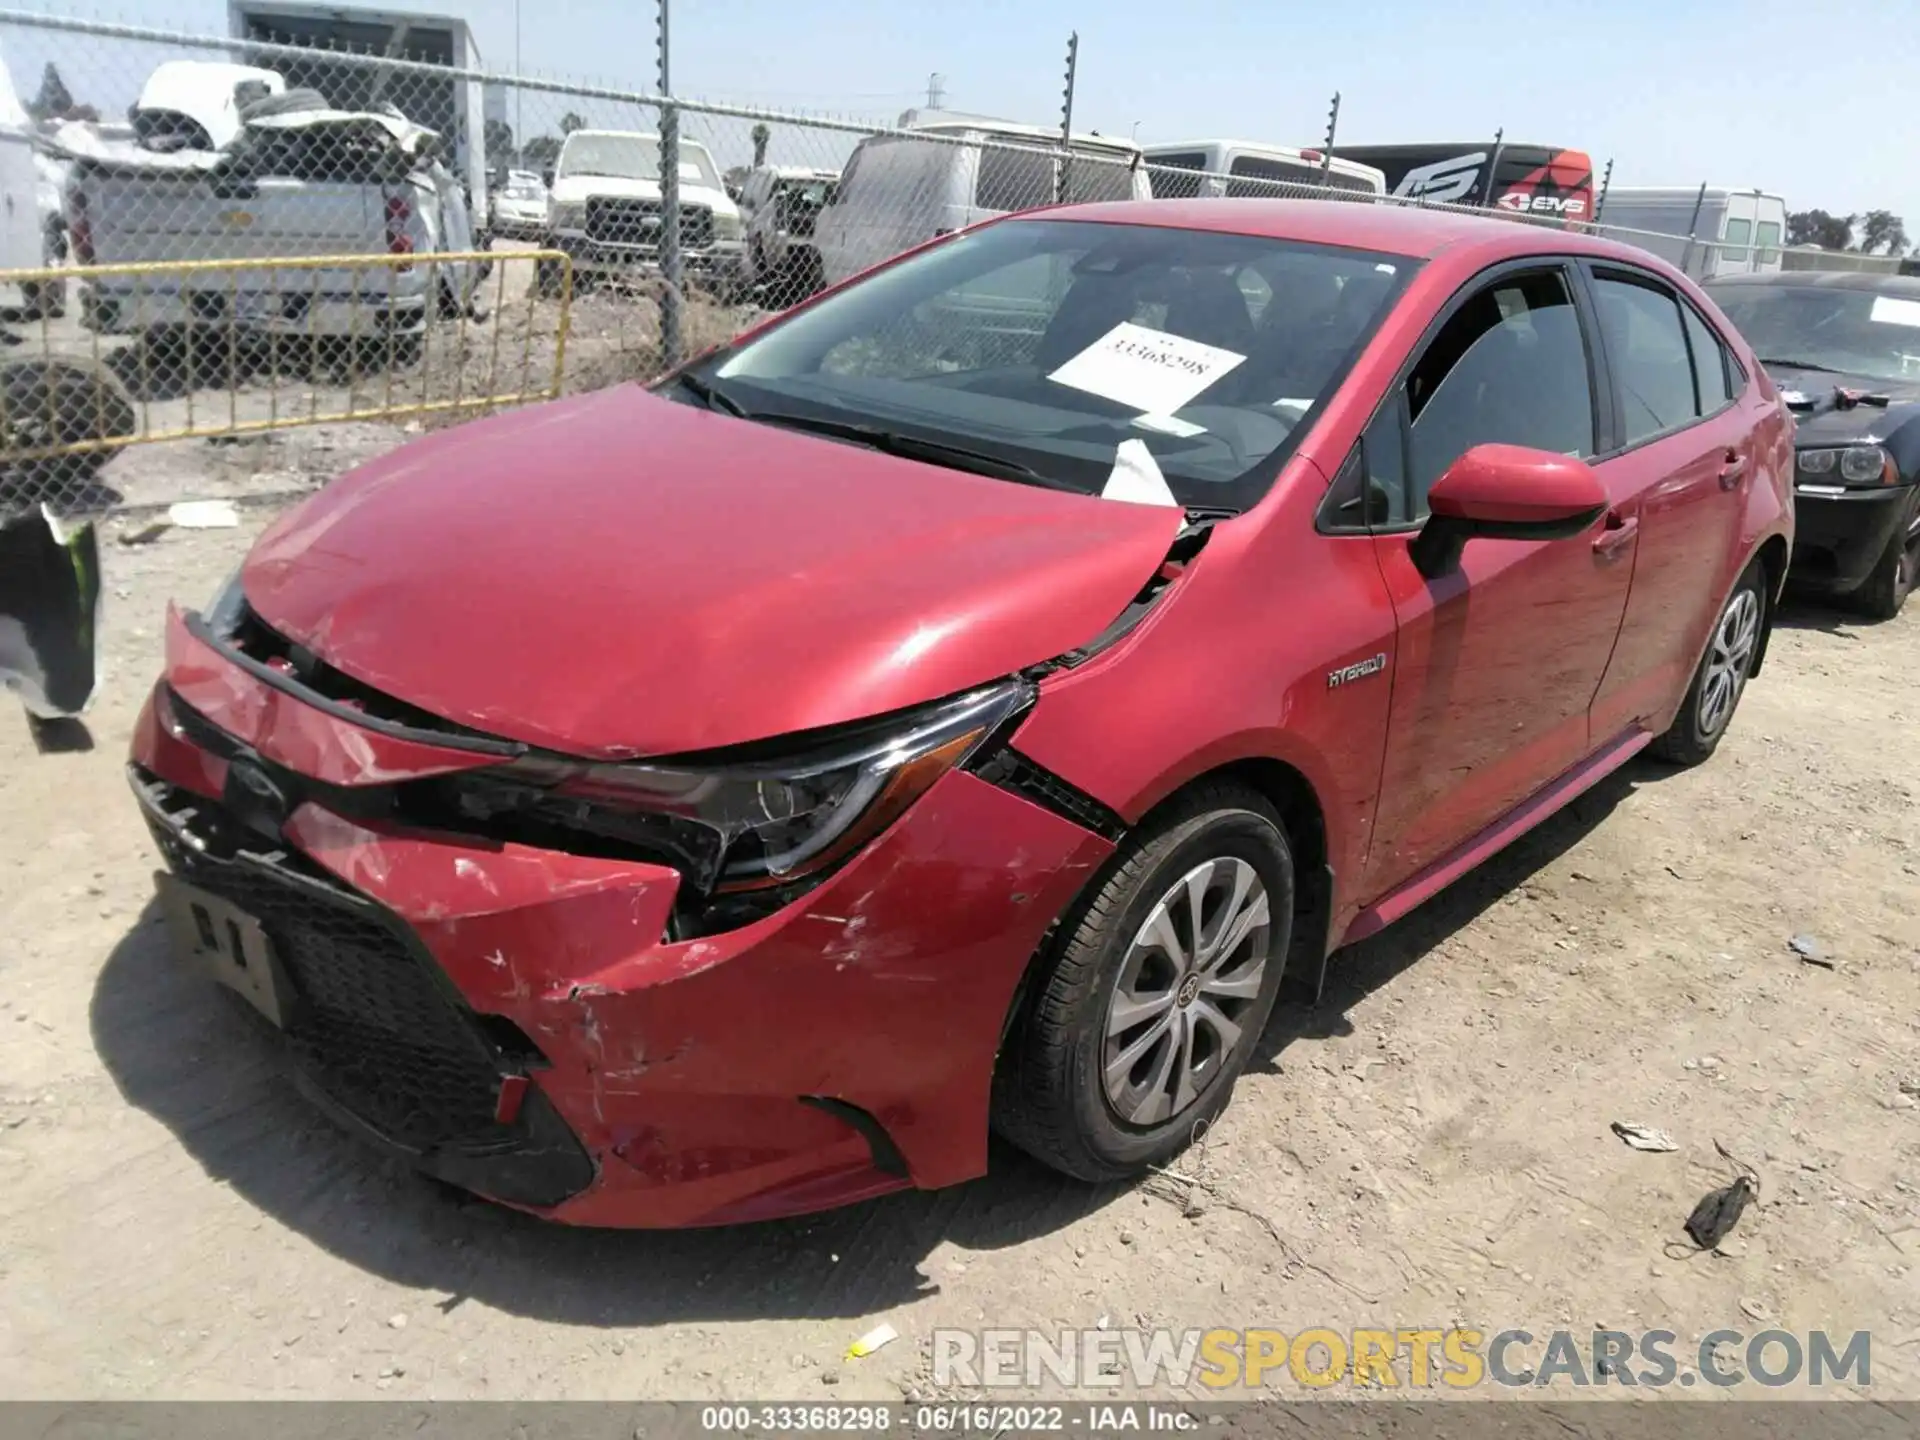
[[1698, 588, 1761, 738], [1102, 857, 1271, 1127]]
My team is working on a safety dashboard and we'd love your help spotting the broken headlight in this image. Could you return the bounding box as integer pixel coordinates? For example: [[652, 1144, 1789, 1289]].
[[474, 680, 1032, 894]]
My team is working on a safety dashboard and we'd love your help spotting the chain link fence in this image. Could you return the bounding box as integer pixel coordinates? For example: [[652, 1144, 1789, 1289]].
[[0, 6, 1850, 524]]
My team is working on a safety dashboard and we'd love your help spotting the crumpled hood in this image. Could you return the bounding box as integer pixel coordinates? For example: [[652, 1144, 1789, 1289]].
[[1763, 363, 1920, 447], [241, 386, 1184, 759]]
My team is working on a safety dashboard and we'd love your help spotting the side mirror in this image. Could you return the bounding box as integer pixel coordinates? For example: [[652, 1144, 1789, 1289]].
[[1409, 443, 1608, 580]]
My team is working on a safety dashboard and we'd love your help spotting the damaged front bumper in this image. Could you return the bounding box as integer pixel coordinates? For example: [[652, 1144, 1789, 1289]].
[[128, 613, 1114, 1227]]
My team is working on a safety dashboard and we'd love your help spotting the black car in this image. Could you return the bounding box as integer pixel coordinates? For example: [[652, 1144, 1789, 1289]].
[[1704, 272, 1920, 618]]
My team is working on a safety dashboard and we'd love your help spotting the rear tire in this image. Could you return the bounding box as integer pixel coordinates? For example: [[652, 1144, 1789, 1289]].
[[992, 783, 1294, 1182], [1850, 511, 1917, 621], [1650, 561, 1767, 766]]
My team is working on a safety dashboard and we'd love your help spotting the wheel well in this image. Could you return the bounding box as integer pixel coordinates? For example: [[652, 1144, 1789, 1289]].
[[992, 753, 1336, 1046], [1751, 535, 1789, 677], [1188, 758, 1333, 983]]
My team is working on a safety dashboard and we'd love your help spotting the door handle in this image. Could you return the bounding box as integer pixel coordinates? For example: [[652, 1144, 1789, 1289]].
[[1718, 452, 1748, 489], [1593, 511, 1639, 559]]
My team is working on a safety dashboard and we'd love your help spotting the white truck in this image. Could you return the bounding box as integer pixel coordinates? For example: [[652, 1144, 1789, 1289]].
[[227, 1, 490, 232], [57, 78, 482, 355], [1597, 187, 1788, 280], [542, 130, 747, 298]]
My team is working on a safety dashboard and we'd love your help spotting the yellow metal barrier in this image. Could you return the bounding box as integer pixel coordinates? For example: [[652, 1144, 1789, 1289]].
[[0, 250, 574, 476]]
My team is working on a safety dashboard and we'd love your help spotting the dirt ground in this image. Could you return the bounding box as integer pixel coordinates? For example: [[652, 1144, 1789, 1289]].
[[1, 421, 1917, 1404]]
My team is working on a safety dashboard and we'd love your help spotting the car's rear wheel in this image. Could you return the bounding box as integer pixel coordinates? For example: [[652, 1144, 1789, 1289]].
[[992, 783, 1294, 1182], [1650, 561, 1767, 766], [1851, 507, 1917, 621]]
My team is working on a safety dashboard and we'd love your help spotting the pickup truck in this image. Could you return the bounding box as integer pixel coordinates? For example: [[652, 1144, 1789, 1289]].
[[56, 82, 482, 360]]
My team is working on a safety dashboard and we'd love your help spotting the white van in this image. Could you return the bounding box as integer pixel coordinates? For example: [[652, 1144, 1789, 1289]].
[[814, 115, 1150, 286], [1141, 141, 1385, 201], [1595, 187, 1788, 280]]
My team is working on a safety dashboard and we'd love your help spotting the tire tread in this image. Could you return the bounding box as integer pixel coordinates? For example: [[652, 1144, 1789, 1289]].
[[992, 782, 1288, 1182]]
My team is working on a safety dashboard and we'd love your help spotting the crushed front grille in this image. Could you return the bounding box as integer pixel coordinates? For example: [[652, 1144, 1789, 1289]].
[[134, 771, 594, 1206]]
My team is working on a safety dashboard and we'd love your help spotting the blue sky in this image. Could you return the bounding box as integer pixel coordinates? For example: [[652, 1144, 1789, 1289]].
[[11, 0, 1920, 240]]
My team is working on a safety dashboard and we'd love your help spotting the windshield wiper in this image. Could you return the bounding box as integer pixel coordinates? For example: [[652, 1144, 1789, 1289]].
[[673, 370, 747, 417], [732, 410, 1087, 492], [1757, 357, 1841, 373]]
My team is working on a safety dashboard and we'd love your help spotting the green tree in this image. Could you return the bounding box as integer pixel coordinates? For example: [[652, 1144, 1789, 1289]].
[[27, 62, 74, 120], [484, 117, 516, 168], [751, 122, 770, 167], [1786, 209, 1853, 250], [521, 134, 563, 174], [1855, 210, 1909, 256], [559, 111, 586, 136]]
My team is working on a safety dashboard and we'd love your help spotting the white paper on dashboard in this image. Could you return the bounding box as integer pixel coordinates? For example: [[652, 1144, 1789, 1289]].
[[1048, 321, 1246, 416], [1132, 411, 1208, 438], [1869, 295, 1920, 328], [1100, 438, 1180, 507]]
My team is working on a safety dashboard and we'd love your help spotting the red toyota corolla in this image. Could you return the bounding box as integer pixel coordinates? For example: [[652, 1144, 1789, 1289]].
[[129, 200, 1792, 1227]]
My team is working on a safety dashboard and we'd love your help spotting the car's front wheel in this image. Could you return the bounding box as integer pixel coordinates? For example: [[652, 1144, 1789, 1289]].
[[1650, 561, 1767, 766], [992, 783, 1294, 1182], [1852, 505, 1917, 621]]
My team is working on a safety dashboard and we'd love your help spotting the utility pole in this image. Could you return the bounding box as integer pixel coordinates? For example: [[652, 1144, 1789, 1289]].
[[658, 0, 682, 371], [1055, 31, 1077, 204], [513, 0, 521, 158], [927, 72, 945, 109]]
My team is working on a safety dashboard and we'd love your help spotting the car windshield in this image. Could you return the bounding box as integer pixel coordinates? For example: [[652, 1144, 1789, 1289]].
[[1705, 282, 1920, 384], [701, 217, 1410, 510], [558, 134, 721, 189]]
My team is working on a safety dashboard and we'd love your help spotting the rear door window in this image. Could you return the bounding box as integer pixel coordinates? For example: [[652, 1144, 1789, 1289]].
[[1591, 274, 1700, 445], [1145, 151, 1208, 199], [1062, 148, 1138, 202], [1721, 216, 1753, 267], [1225, 153, 1319, 198], [975, 144, 1056, 212]]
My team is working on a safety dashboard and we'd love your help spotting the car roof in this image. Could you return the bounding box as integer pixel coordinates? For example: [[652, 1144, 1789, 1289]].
[[1703, 270, 1920, 296], [1016, 198, 1664, 264]]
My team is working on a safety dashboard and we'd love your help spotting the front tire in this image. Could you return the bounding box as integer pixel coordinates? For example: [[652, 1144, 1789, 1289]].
[[992, 783, 1294, 1182], [1650, 561, 1767, 766], [1850, 510, 1917, 621]]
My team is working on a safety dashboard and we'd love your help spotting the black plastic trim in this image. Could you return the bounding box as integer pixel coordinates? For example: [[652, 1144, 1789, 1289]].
[[798, 1095, 910, 1178], [967, 745, 1127, 841]]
